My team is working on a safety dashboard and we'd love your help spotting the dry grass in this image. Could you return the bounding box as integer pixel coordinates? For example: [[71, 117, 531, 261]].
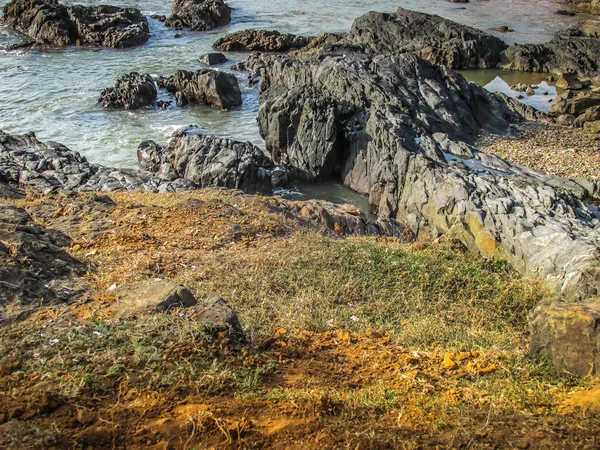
[[0, 190, 599, 449]]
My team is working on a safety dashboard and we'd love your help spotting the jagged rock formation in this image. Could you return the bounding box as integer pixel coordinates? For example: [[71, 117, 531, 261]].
[[165, 0, 231, 31], [499, 33, 600, 80], [1, 0, 150, 48], [169, 70, 242, 109], [213, 30, 315, 52], [140, 126, 279, 194], [98, 73, 157, 110], [549, 90, 600, 131], [0, 131, 197, 193], [0, 201, 86, 323], [249, 51, 600, 299], [348, 8, 507, 69]]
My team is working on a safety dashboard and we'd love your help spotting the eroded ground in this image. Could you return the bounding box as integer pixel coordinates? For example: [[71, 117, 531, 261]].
[[0, 190, 599, 449]]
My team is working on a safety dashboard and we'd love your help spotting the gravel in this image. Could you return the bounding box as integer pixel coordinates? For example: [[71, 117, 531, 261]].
[[477, 123, 600, 180]]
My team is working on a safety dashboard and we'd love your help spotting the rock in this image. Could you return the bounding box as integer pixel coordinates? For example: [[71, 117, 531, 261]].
[[151, 14, 167, 22], [110, 281, 197, 318], [550, 90, 600, 128], [529, 299, 600, 377], [190, 295, 242, 334], [249, 51, 600, 299], [163, 126, 278, 194], [0, 202, 85, 323], [213, 29, 315, 52], [0, 130, 198, 194], [0, 182, 25, 200], [526, 86, 535, 96], [137, 141, 165, 172], [166, 0, 231, 31], [77, 409, 95, 425], [494, 25, 514, 33], [268, 197, 414, 239], [98, 72, 157, 110], [556, 10, 577, 16], [499, 34, 600, 80], [348, 8, 507, 69], [171, 69, 242, 109], [1, 0, 150, 48], [199, 52, 228, 65], [556, 73, 584, 90], [511, 83, 529, 92]]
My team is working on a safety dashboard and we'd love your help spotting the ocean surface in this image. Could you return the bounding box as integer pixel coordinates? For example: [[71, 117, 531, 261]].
[[0, 0, 586, 172]]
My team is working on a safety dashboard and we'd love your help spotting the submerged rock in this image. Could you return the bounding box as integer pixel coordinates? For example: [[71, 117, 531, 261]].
[[98, 72, 157, 110], [348, 8, 507, 69], [213, 29, 315, 52], [1, 0, 150, 48], [171, 69, 242, 109], [166, 0, 231, 31], [249, 51, 600, 299], [530, 299, 600, 377]]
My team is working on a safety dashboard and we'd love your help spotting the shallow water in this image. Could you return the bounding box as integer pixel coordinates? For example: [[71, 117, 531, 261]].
[[0, 0, 588, 170]]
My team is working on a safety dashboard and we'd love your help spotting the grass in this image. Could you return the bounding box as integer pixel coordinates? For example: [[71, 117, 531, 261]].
[[0, 190, 598, 449]]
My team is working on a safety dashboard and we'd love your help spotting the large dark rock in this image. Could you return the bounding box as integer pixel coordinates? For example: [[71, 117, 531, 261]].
[[0, 131, 197, 194], [530, 299, 600, 377], [499, 34, 600, 79], [549, 90, 600, 131], [213, 29, 314, 52], [98, 73, 157, 110], [348, 8, 507, 69], [162, 126, 277, 194], [1, 0, 150, 48], [166, 0, 231, 31], [0, 202, 85, 323], [249, 51, 600, 299], [171, 69, 242, 109]]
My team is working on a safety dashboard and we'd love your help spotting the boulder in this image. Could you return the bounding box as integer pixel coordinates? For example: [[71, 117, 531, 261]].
[[213, 29, 314, 52], [189, 295, 242, 334], [529, 299, 600, 377], [499, 34, 600, 80], [109, 281, 197, 318], [166, 0, 230, 31], [348, 8, 507, 69], [1, 0, 150, 48], [163, 126, 277, 194], [555, 73, 584, 90], [171, 69, 242, 109], [137, 141, 165, 172], [199, 52, 228, 65], [249, 51, 600, 299], [98, 73, 157, 110], [549, 90, 600, 129]]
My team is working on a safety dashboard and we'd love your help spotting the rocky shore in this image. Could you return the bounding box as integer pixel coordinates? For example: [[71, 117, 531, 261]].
[[1, 0, 600, 387]]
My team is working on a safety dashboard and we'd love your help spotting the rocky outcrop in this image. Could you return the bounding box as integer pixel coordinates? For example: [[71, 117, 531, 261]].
[[0, 202, 85, 323], [213, 29, 315, 52], [530, 299, 600, 377], [549, 90, 600, 131], [170, 69, 242, 109], [499, 33, 600, 80], [165, 0, 231, 31], [268, 197, 414, 239], [1, 0, 150, 48], [98, 73, 157, 110], [147, 126, 280, 194], [199, 52, 228, 65], [249, 51, 600, 299], [0, 131, 197, 194], [348, 8, 507, 69]]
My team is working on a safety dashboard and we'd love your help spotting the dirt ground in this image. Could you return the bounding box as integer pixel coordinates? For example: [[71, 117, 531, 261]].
[[0, 190, 599, 449]]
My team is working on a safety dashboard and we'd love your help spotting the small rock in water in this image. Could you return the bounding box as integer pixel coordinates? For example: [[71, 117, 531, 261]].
[[556, 73, 583, 90], [448, 0, 469, 3], [198, 52, 228, 66], [174, 33, 182, 39], [494, 25, 514, 33], [151, 14, 167, 22], [556, 10, 577, 16], [526, 86, 535, 96], [510, 82, 529, 92]]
